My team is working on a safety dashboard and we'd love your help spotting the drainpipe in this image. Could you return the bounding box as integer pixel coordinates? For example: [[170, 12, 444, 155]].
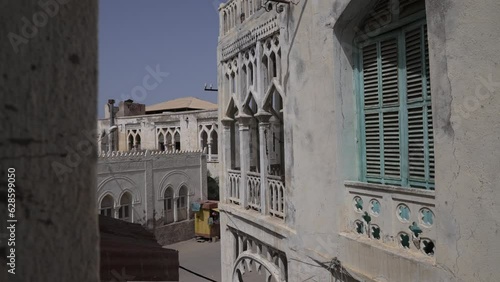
[[107, 99, 115, 152]]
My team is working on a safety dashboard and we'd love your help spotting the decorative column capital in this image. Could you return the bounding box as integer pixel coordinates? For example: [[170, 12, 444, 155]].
[[235, 113, 252, 130], [255, 110, 272, 124], [221, 117, 234, 128]]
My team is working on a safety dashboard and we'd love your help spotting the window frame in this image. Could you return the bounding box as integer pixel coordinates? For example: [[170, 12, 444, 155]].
[[354, 17, 434, 190]]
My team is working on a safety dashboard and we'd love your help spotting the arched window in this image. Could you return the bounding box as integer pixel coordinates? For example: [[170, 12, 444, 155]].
[[158, 132, 165, 151], [166, 132, 173, 151], [200, 130, 208, 152], [128, 134, 134, 151], [211, 131, 218, 155], [174, 132, 181, 151], [135, 134, 141, 150], [163, 187, 174, 224], [177, 186, 188, 221], [100, 195, 114, 217], [118, 193, 132, 222]]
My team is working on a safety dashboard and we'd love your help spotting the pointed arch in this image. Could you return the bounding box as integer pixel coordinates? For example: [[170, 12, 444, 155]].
[[210, 130, 218, 155], [163, 186, 174, 224], [100, 194, 114, 217], [174, 131, 181, 151], [118, 192, 132, 222], [200, 130, 208, 152], [135, 134, 141, 150], [158, 131, 165, 151], [176, 185, 188, 221], [232, 251, 283, 282], [225, 95, 240, 119]]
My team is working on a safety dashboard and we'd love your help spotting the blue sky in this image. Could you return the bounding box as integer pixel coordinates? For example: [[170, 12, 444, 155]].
[[98, 0, 223, 117]]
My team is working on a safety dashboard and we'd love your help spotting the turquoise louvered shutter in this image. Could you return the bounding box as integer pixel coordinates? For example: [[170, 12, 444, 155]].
[[359, 22, 434, 189], [405, 24, 434, 189]]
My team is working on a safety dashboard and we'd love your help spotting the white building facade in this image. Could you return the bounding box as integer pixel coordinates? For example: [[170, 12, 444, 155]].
[[217, 0, 500, 281], [97, 97, 221, 176], [96, 150, 208, 245]]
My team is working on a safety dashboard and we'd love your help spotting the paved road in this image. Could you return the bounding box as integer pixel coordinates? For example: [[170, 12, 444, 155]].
[[167, 239, 222, 282]]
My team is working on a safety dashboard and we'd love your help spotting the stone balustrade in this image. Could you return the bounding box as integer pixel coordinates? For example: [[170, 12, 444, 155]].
[[268, 175, 285, 219], [247, 171, 261, 211], [227, 170, 286, 220], [228, 170, 242, 205]]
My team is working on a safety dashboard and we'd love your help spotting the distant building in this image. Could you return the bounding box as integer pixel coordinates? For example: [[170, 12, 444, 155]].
[[97, 150, 207, 245], [96, 97, 219, 245], [97, 97, 220, 176]]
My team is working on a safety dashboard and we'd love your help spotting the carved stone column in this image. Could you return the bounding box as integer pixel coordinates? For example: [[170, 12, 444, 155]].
[[237, 114, 252, 208], [221, 118, 234, 203], [256, 111, 272, 215]]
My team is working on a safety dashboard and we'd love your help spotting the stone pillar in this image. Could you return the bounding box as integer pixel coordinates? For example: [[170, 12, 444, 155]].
[[236, 0, 241, 27], [1, 1, 99, 281], [237, 115, 251, 208], [208, 142, 212, 161], [221, 118, 234, 203], [173, 197, 178, 222], [256, 40, 264, 97], [256, 111, 272, 215], [145, 158, 154, 228], [219, 6, 224, 36]]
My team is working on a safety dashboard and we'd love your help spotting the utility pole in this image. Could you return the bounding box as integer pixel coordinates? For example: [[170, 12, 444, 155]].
[[107, 99, 115, 152]]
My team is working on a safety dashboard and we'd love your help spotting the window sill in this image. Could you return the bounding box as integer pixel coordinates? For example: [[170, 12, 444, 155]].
[[339, 232, 436, 266], [344, 181, 435, 199]]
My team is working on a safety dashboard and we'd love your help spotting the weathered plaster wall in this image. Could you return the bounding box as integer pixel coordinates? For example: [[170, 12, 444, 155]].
[[218, 0, 500, 281], [426, 0, 500, 280], [0, 1, 99, 281], [283, 0, 500, 280]]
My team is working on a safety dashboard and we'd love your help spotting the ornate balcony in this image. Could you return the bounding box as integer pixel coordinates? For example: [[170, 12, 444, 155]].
[[228, 170, 242, 205], [247, 171, 261, 211], [226, 170, 286, 220], [268, 175, 285, 219]]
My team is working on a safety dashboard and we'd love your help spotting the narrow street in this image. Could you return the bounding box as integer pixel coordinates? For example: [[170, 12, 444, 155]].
[[167, 239, 222, 282]]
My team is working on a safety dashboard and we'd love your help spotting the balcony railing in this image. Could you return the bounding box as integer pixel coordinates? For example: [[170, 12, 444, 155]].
[[226, 170, 286, 219], [247, 172, 261, 211], [268, 175, 285, 219], [228, 170, 241, 205]]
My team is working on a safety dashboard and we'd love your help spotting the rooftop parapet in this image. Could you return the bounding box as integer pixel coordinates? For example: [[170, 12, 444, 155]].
[[98, 149, 204, 159]]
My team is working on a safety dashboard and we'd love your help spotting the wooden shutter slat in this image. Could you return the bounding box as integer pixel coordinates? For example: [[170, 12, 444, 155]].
[[381, 38, 399, 107], [383, 110, 401, 179], [365, 110, 381, 177]]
